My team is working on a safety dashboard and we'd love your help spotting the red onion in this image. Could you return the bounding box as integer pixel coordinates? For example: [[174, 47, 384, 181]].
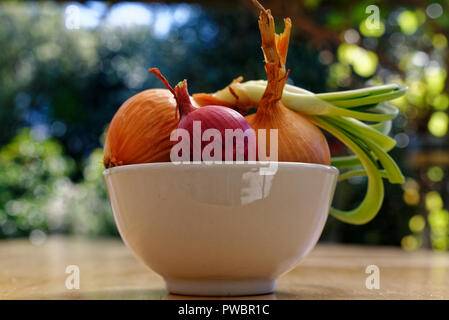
[[149, 68, 256, 162]]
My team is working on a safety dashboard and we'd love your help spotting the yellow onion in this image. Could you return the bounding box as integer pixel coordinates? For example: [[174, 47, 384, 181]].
[[103, 88, 178, 168], [246, 7, 330, 165]]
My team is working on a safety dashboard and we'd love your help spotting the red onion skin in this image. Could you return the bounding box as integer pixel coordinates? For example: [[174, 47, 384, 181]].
[[177, 105, 256, 162], [149, 68, 256, 162]]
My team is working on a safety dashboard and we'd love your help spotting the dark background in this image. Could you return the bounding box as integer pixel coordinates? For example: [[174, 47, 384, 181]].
[[0, 0, 448, 251]]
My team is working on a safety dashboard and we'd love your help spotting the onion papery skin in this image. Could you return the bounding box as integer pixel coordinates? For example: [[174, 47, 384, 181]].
[[246, 103, 331, 165], [246, 8, 330, 165], [103, 89, 178, 168]]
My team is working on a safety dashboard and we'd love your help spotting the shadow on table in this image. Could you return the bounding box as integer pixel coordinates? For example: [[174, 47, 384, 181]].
[[166, 293, 278, 300], [166, 285, 355, 300], [41, 284, 350, 300], [44, 289, 280, 300]]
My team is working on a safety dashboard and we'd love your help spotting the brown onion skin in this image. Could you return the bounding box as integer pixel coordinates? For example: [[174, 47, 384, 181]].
[[246, 9, 330, 166], [103, 89, 178, 168], [246, 103, 330, 165]]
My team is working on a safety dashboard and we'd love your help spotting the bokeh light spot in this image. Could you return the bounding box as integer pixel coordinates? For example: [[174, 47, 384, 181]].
[[401, 235, 419, 251], [394, 132, 409, 148], [411, 51, 429, 67], [397, 10, 419, 35], [106, 3, 152, 27], [154, 9, 173, 39], [432, 94, 449, 111], [319, 50, 333, 65], [428, 209, 449, 251], [404, 189, 420, 206], [432, 34, 448, 49], [409, 215, 426, 233], [428, 111, 448, 137], [344, 29, 360, 44], [427, 166, 444, 182], [425, 64, 446, 94], [337, 43, 378, 77], [425, 191, 443, 211], [426, 3, 443, 19], [359, 19, 385, 37], [29, 229, 47, 246]]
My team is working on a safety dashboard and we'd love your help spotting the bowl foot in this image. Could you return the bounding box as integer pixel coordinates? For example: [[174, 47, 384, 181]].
[[164, 278, 277, 297]]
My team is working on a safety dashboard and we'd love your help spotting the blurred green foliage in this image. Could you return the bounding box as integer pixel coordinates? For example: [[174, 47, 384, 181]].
[[0, 1, 448, 250], [0, 128, 116, 237]]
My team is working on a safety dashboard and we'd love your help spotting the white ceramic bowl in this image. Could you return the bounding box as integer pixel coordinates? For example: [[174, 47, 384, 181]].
[[103, 162, 338, 296]]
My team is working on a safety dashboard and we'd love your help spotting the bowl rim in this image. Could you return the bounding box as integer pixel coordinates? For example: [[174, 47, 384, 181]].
[[103, 161, 339, 177]]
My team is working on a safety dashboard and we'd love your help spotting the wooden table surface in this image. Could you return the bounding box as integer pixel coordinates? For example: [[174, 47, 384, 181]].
[[0, 237, 448, 300]]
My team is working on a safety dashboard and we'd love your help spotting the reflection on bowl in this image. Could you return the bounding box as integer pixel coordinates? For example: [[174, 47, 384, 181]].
[[103, 162, 338, 296]]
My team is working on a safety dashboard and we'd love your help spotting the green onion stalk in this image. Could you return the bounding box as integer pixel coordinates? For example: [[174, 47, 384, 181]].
[[205, 80, 407, 225]]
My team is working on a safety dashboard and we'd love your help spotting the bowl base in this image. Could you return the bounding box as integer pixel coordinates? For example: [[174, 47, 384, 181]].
[[164, 278, 277, 297]]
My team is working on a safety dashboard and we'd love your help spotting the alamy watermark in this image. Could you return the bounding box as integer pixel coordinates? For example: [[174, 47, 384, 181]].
[[169, 121, 279, 175], [65, 265, 80, 290], [365, 5, 380, 30], [65, 5, 80, 30], [365, 264, 380, 290]]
